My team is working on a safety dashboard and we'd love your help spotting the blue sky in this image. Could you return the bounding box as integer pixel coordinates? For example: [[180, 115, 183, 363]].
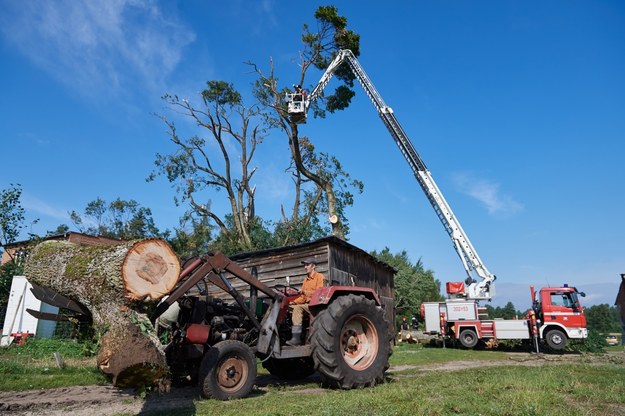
[[1, 1, 623, 308]]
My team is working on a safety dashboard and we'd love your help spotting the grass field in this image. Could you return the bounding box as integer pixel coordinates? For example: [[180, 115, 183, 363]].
[[0, 338, 107, 390], [188, 343, 625, 416], [1, 339, 624, 415]]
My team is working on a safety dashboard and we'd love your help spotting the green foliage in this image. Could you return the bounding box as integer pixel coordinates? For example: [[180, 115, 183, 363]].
[[70, 197, 162, 240], [325, 85, 356, 112], [0, 259, 22, 302], [371, 247, 443, 320], [167, 211, 214, 259], [46, 224, 70, 236], [292, 140, 364, 239], [211, 215, 275, 255], [585, 303, 621, 334], [272, 215, 327, 247], [129, 311, 156, 337], [152, 81, 268, 252], [302, 6, 361, 117], [201, 80, 242, 108], [569, 330, 607, 353], [484, 302, 524, 319], [0, 184, 27, 249]]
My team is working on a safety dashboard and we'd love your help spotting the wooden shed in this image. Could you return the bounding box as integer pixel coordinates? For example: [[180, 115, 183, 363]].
[[196, 236, 396, 335]]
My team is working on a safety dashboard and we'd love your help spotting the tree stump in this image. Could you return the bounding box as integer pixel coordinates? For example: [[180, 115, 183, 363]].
[[24, 239, 181, 388]]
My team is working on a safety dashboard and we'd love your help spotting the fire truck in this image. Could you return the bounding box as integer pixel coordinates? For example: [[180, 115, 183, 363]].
[[421, 284, 587, 351], [288, 49, 588, 351]]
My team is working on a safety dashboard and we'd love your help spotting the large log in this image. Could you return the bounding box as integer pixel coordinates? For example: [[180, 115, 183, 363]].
[[24, 239, 181, 388]]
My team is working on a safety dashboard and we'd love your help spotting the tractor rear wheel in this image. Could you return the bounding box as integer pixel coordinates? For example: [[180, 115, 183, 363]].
[[262, 357, 315, 380], [198, 340, 256, 400], [310, 294, 391, 389]]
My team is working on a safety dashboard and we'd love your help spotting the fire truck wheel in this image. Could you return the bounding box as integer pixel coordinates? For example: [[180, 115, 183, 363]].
[[459, 329, 479, 348], [262, 357, 315, 380], [198, 340, 256, 400], [544, 329, 567, 350], [310, 294, 391, 389]]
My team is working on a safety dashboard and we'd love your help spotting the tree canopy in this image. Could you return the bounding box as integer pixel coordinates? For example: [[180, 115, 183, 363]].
[[0, 184, 28, 255], [585, 303, 621, 334], [483, 302, 523, 320], [371, 247, 443, 319], [69, 197, 161, 240], [151, 6, 364, 252]]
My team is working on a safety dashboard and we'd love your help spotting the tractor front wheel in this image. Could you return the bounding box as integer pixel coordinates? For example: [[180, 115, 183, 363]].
[[198, 340, 256, 400]]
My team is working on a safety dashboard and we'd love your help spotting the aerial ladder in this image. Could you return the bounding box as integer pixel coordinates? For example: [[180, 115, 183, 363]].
[[286, 49, 496, 300]]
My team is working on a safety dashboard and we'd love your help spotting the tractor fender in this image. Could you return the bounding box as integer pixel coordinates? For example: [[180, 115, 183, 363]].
[[309, 286, 382, 307]]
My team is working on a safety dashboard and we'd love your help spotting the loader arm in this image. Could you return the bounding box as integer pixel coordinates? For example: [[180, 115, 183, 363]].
[[150, 251, 284, 355]]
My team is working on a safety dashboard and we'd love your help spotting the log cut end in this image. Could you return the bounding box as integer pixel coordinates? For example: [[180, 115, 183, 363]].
[[122, 239, 180, 301]]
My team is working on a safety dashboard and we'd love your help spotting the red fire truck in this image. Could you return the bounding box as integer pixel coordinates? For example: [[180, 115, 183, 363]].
[[421, 283, 588, 351]]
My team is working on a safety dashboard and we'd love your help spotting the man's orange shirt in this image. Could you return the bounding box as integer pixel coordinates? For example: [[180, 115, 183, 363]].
[[291, 270, 325, 304]]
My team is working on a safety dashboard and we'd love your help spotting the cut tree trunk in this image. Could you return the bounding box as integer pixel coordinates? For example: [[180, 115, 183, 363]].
[[24, 239, 181, 388]]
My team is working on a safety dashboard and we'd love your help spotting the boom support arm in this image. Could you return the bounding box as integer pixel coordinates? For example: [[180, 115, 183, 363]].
[[295, 49, 496, 300]]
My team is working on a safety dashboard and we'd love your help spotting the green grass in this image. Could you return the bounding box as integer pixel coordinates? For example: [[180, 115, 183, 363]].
[[2, 339, 624, 416], [189, 350, 625, 416], [389, 342, 509, 367], [188, 344, 625, 416], [0, 338, 107, 390], [187, 363, 625, 416]]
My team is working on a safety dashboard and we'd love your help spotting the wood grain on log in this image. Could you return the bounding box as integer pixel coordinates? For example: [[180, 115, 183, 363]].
[[122, 239, 180, 301]]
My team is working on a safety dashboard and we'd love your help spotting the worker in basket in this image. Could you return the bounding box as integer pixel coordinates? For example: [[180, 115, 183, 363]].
[[292, 84, 306, 101], [286, 257, 325, 345]]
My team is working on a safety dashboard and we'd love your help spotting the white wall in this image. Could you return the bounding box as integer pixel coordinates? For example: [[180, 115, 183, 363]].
[[1, 276, 58, 339]]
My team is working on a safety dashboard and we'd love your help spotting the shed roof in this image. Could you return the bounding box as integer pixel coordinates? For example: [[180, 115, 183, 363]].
[[230, 235, 396, 273], [3, 231, 122, 248]]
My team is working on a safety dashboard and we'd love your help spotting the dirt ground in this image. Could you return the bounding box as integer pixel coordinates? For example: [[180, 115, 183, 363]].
[[1, 352, 622, 416]]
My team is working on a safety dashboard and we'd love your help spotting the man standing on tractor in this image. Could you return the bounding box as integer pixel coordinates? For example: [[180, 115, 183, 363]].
[[287, 258, 326, 345]]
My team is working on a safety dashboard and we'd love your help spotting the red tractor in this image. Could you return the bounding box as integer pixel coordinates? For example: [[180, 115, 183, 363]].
[[151, 252, 392, 400]]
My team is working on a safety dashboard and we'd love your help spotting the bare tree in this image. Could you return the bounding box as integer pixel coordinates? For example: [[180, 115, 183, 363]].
[[149, 81, 267, 251]]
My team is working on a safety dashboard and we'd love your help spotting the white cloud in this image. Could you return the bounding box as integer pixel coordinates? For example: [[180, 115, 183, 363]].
[[0, 0, 195, 99], [257, 164, 292, 201], [21, 194, 70, 222], [452, 172, 524, 216]]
